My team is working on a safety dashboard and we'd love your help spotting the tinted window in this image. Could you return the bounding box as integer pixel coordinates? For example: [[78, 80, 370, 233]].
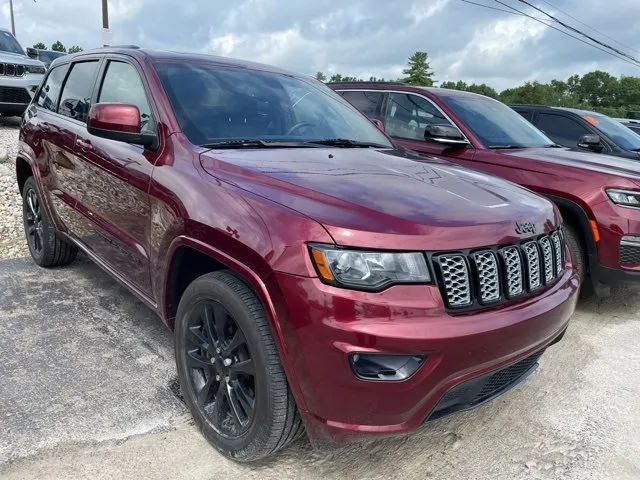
[[536, 113, 590, 147], [98, 61, 155, 133], [37, 50, 66, 66], [58, 61, 99, 123], [439, 92, 552, 148], [584, 113, 640, 151], [628, 126, 640, 135], [154, 62, 392, 148], [37, 65, 68, 111], [0, 30, 24, 55], [341, 91, 383, 120], [385, 93, 452, 141], [514, 109, 533, 122]]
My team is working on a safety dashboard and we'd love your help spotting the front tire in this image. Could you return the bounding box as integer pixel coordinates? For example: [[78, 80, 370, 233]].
[[563, 222, 585, 284], [175, 271, 303, 462], [22, 176, 78, 267]]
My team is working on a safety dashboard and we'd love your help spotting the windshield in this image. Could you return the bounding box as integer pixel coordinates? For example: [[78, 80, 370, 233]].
[[154, 62, 393, 148], [0, 30, 24, 55], [585, 113, 640, 151], [37, 50, 65, 65], [439, 92, 553, 148]]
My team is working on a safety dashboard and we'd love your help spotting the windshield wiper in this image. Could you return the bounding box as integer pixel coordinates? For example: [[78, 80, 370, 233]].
[[543, 143, 564, 148], [307, 138, 389, 148], [201, 140, 321, 149], [487, 145, 525, 150]]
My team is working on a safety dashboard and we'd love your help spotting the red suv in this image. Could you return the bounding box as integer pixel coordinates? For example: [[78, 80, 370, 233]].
[[16, 48, 578, 461], [332, 82, 640, 297]]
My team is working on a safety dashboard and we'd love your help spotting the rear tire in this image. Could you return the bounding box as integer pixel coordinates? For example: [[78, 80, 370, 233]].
[[22, 176, 78, 267], [174, 271, 303, 462]]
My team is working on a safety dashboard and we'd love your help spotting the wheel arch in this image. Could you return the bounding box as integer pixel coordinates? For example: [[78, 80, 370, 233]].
[[545, 194, 598, 258], [15, 154, 34, 195]]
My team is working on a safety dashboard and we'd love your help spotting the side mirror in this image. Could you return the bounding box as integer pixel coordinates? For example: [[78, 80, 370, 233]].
[[577, 133, 603, 152], [87, 103, 157, 149], [424, 124, 469, 146], [371, 118, 385, 132], [26, 47, 39, 59]]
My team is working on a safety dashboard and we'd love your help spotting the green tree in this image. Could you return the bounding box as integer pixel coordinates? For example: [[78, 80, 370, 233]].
[[402, 51, 436, 86], [329, 73, 343, 82], [68, 45, 83, 54], [315, 72, 327, 82], [32, 42, 46, 50], [51, 41, 66, 53]]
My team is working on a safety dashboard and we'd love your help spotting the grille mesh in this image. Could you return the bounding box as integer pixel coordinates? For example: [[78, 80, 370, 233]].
[[434, 228, 565, 309], [438, 255, 471, 307], [620, 244, 640, 264], [502, 247, 524, 297], [473, 251, 500, 302], [539, 236, 554, 284]]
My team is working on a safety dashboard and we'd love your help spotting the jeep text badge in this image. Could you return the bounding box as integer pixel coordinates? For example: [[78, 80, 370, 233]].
[[515, 221, 536, 235]]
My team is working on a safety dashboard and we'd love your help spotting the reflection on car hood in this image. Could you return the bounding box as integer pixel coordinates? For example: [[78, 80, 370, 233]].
[[200, 147, 558, 250]]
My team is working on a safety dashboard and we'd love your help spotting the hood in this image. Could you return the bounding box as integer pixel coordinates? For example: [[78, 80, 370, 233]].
[[0, 50, 45, 68], [199, 148, 559, 250], [502, 147, 640, 183]]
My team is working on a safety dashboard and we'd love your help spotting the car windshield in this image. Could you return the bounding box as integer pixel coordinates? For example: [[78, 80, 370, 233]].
[[154, 62, 393, 148], [38, 50, 65, 64], [439, 92, 553, 148], [0, 30, 24, 55], [585, 113, 640, 151]]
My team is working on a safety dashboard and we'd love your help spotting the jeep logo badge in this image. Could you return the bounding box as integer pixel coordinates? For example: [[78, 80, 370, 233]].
[[515, 221, 536, 235]]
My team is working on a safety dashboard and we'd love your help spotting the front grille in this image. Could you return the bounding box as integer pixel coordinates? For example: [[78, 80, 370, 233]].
[[433, 228, 565, 310], [428, 349, 545, 421], [0, 62, 26, 77], [620, 244, 640, 264], [0, 86, 32, 104]]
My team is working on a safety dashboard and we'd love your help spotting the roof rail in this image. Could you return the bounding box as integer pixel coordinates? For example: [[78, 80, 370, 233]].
[[103, 44, 141, 49], [326, 81, 408, 86]]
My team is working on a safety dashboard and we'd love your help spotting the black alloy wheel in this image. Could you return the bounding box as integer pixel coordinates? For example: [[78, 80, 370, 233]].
[[185, 300, 256, 437]]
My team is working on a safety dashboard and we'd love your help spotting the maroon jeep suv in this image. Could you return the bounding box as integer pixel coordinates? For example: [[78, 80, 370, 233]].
[[332, 82, 640, 297], [16, 48, 578, 461]]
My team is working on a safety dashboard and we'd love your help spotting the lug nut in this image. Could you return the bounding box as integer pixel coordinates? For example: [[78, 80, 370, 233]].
[[223, 358, 232, 366], [210, 357, 216, 364], [215, 375, 220, 381]]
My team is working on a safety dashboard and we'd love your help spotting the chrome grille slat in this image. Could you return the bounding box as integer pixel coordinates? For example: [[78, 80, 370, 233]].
[[539, 236, 554, 283], [502, 247, 524, 297], [473, 251, 500, 303], [523, 242, 541, 290], [551, 231, 563, 275], [438, 255, 471, 307]]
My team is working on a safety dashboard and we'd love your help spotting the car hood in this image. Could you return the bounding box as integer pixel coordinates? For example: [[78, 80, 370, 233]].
[[0, 50, 44, 67], [501, 147, 640, 182], [200, 148, 558, 250]]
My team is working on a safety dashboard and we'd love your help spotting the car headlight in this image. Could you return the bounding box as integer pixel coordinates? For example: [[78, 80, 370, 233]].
[[606, 188, 640, 207], [309, 244, 431, 291], [26, 65, 45, 75]]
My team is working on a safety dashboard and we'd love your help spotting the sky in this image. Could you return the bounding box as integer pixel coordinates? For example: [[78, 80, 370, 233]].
[[4, 0, 640, 91]]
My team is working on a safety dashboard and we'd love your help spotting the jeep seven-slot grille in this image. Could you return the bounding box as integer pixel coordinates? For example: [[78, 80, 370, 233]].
[[434, 228, 566, 309], [0, 63, 25, 77]]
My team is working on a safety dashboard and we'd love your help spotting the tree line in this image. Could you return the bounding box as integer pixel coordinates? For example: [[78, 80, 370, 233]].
[[316, 51, 640, 119], [32, 41, 83, 54]]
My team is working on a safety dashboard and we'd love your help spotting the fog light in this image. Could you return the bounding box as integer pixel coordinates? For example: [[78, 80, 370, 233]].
[[350, 353, 424, 381]]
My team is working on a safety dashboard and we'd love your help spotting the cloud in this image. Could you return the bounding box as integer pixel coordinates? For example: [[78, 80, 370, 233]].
[[5, 0, 640, 91]]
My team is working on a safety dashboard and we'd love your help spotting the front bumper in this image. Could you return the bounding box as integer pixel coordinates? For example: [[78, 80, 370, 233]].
[[0, 73, 42, 112], [274, 267, 579, 444]]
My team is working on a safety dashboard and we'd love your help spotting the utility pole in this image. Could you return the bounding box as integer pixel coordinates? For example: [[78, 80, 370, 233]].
[[9, 0, 15, 36], [101, 0, 110, 46]]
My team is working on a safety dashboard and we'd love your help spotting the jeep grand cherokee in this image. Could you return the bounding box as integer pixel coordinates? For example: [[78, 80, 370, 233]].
[[17, 48, 579, 461]]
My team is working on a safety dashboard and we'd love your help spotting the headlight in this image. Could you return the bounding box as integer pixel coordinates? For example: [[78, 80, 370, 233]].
[[309, 244, 431, 291], [606, 188, 640, 207], [26, 65, 45, 75]]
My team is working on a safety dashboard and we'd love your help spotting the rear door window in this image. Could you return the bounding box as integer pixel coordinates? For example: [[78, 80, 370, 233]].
[[340, 91, 383, 120], [37, 65, 68, 112], [535, 113, 590, 147], [58, 60, 100, 123]]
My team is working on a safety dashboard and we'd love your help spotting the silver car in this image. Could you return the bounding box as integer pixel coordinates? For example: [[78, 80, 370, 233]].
[[0, 28, 46, 117]]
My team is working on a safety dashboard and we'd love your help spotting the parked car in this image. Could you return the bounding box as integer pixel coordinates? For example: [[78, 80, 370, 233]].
[[16, 48, 578, 461], [613, 117, 640, 135], [35, 49, 67, 69], [510, 104, 640, 160], [331, 82, 640, 297], [0, 28, 46, 116]]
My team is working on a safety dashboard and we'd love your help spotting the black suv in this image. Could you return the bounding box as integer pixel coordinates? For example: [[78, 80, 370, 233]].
[[510, 105, 640, 160]]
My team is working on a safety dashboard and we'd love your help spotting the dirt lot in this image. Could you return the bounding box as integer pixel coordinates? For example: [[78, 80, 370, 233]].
[[0, 123, 639, 479]]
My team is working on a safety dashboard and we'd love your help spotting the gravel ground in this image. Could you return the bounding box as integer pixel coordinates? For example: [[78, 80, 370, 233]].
[[0, 118, 28, 260]]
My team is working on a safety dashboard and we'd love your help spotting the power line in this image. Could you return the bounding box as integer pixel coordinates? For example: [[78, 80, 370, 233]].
[[490, 0, 640, 68], [536, 0, 640, 56], [516, 0, 640, 66], [460, 0, 545, 18]]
